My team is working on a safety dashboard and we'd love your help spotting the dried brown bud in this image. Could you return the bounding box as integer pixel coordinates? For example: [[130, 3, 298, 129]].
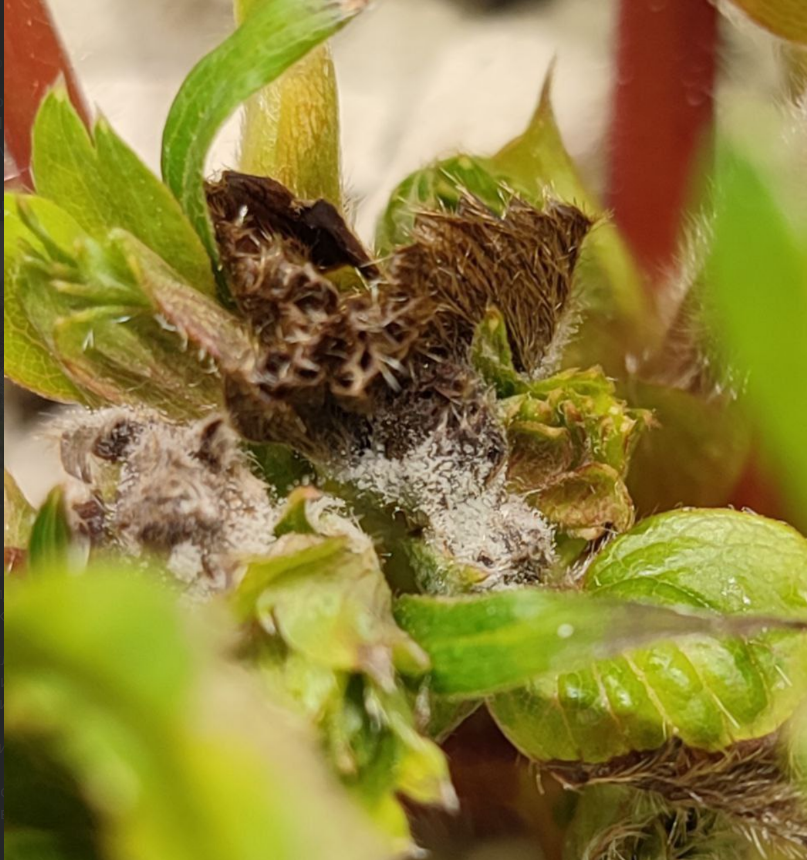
[[390, 194, 593, 375], [548, 735, 807, 853]]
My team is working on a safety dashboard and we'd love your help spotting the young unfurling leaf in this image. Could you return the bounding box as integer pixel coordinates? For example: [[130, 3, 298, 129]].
[[4, 193, 87, 402]]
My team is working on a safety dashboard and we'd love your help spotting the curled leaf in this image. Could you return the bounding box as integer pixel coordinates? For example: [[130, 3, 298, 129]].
[[4, 193, 87, 402]]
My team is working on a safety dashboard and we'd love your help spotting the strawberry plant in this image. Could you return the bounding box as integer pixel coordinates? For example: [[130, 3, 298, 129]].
[[4, 1, 807, 858]]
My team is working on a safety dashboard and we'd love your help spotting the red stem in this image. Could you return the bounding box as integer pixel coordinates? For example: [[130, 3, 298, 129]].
[[4, 0, 89, 190], [608, 0, 719, 285]]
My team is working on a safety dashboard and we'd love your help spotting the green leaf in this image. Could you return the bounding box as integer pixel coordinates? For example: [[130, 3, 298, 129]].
[[394, 585, 773, 698], [490, 509, 807, 763], [5, 470, 36, 551], [28, 487, 77, 574], [708, 143, 807, 515], [12, 202, 237, 416], [162, 0, 368, 265], [4, 193, 87, 402], [5, 567, 386, 860], [31, 89, 215, 296], [239, 531, 452, 851], [240, 535, 429, 682]]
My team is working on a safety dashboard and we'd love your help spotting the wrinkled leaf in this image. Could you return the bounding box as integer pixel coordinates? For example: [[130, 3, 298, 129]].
[[708, 143, 807, 515], [376, 72, 650, 345], [394, 586, 774, 698], [32, 89, 215, 295], [162, 0, 368, 264], [5, 568, 386, 860], [4, 193, 87, 402], [491, 509, 807, 762], [531, 462, 634, 540], [496, 366, 649, 541]]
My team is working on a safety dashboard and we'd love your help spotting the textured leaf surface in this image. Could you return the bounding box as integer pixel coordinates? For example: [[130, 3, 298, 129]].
[[162, 0, 366, 264], [394, 586, 774, 698], [10, 199, 229, 416], [32, 89, 215, 295], [491, 510, 807, 762], [5, 569, 385, 860], [4, 193, 86, 401]]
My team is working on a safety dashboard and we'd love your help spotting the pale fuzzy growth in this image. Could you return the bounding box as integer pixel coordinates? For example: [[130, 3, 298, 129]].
[[339, 426, 555, 587], [305, 493, 376, 556], [58, 408, 280, 597]]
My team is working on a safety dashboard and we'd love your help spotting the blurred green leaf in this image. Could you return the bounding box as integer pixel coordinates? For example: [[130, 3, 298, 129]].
[[708, 143, 807, 515], [32, 89, 215, 296], [491, 509, 807, 762], [5, 470, 36, 551], [162, 0, 367, 266], [28, 487, 77, 574], [626, 382, 753, 514], [4, 193, 87, 402], [5, 568, 386, 860], [394, 584, 777, 699], [4, 830, 97, 860]]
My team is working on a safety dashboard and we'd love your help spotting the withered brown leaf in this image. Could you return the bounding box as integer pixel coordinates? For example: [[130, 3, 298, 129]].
[[390, 195, 593, 375]]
